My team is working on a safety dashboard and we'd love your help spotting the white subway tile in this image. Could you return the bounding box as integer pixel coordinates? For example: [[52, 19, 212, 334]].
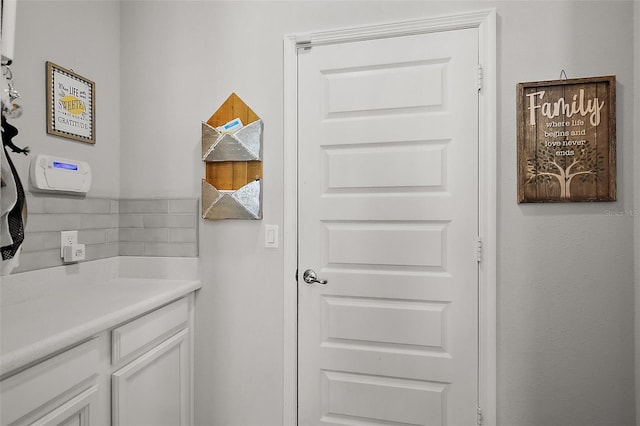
[[25, 196, 45, 213], [43, 197, 111, 214], [80, 214, 113, 229], [119, 199, 169, 214], [119, 242, 145, 256], [26, 214, 82, 232], [15, 197, 199, 273], [119, 214, 144, 228], [86, 243, 119, 261], [144, 214, 196, 228], [79, 229, 107, 245], [106, 228, 119, 243], [169, 228, 197, 243], [13, 249, 61, 273], [21, 232, 60, 252], [119, 228, 169, 242]]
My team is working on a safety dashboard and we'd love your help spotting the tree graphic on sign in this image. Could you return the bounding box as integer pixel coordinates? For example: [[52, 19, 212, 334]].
[[526, 145, 604, 199]]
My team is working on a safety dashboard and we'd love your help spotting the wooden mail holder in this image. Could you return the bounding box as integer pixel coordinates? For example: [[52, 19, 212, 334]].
[[201, 93, 263, 220]]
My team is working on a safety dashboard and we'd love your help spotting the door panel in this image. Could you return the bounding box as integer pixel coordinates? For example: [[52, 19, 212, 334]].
[[322, 296, 447, 348], [322, 371, 446, 425], [324, 222, 446, 267], [323, 61, 446, 114], [325, 143, 446, 189], [298, 29, 479, 426]]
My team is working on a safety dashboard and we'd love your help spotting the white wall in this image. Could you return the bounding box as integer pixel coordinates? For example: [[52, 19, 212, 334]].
[[635, 1, 640, 423], [9, 1, 120, 198], [498, 3, 635, 424], [118, 2, 636, 425], [8, 1, 636, 425]]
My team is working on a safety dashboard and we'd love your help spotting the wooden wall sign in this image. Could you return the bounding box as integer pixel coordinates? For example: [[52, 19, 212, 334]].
[[517, 75, 616, 203], [201, 93, 263, 220]]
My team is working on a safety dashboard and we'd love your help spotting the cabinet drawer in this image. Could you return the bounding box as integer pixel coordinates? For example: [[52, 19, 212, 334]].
[[0, 339, 99, 426], [112, 298, 188, 365]]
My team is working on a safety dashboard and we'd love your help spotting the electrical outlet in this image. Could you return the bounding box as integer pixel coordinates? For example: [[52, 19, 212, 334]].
[[60, 230, 78, 257]]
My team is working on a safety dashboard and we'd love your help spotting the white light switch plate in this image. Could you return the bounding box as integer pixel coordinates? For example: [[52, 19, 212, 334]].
[[264, 225, 279, 248]]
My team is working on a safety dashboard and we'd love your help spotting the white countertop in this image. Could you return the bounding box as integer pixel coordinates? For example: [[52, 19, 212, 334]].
[[1, 257, 201, 378]]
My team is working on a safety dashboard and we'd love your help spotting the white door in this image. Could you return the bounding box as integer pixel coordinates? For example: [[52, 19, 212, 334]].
[[298, 28, 479, 426]]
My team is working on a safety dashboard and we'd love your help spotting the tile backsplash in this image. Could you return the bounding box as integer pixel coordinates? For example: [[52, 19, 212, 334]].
[[119, 199, 198, 258], [15, 196, 198, 273]]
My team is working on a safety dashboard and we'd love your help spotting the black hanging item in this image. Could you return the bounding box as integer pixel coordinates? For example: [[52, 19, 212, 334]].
[[1, 115, 28, 154], [1, 115, 27, 261]]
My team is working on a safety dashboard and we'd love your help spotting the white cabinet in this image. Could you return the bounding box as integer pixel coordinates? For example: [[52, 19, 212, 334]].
[[0, 340, 100, 426], [112, 330, 190, 426], [30, 386, 100, 426], [111, 298, 191, 426], [0, 294, 194, 426]]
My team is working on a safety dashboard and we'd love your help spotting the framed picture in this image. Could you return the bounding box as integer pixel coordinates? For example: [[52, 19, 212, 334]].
[[517, 75, 616, 203], [46, 61, 95, 144]]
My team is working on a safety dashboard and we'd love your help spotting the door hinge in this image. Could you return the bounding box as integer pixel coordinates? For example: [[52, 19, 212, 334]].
[[477, 406, 483, 426], [295, 269, 299, 282], [477, 65, 483, 92], [476, 237, 483, 263]]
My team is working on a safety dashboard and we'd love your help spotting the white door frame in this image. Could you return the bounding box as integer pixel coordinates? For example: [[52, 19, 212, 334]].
[[283, 9, 497, 425]]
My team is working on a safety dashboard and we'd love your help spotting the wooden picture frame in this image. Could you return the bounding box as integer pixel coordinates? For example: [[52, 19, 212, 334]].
[[517, 75, 616, 203], [46, 61, 95, 144]]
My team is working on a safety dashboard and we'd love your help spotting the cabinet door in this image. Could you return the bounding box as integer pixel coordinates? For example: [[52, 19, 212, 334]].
[[112, 329, 189, 426], [31, 386, 99, 426]]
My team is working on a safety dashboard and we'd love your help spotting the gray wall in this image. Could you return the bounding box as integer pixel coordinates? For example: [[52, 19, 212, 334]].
[[9, 1, 637, 425], [497, 3, 635, 425], [10, 0, 121, 198], [635, 2, 640, 424], [7, 1, 198, 273]]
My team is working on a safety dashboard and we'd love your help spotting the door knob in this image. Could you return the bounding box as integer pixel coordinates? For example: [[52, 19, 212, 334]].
[[303, 269, 327, 285]]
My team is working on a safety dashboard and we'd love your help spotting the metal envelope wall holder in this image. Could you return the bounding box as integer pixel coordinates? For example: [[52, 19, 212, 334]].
[[202, 179, 262, 220], [201, 119, 263, 162], [201, 93, 263, 220]]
